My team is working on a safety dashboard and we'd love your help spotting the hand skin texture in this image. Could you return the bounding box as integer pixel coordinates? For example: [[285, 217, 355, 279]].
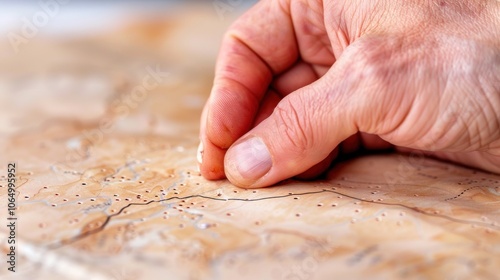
[[198, 0, 500, 188]]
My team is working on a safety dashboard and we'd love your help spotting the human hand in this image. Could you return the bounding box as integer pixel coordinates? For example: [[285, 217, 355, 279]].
[[198, 0, 500, 188]]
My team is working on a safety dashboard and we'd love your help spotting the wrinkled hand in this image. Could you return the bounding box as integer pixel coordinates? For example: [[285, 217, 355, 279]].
[[198, 0, 500, 188]]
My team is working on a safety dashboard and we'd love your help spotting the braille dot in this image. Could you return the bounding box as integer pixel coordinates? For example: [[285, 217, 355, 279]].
[[295, 213, 301, 217], [317, 203, 323, 207], [82, 182, 87, 186]]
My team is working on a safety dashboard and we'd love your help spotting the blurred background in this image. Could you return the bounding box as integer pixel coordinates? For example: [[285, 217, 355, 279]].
[[0, 0, 257, 140]]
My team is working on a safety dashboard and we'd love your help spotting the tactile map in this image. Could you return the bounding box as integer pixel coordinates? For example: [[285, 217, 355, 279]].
[[0, 5, 499, 280]]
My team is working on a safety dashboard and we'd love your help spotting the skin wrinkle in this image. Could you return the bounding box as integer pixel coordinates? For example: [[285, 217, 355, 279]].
[[469, 80, 493, 150], [275, 96, 312, 153], [477, 78, 500, 149], [487, 139, 500, 155], [482, 87, 500, 145], [447, 44, 500, 151]]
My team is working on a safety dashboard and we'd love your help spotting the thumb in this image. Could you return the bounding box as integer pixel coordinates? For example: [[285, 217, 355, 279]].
[[223, 46, 387, 188], [223, 78, 356, 188], [224, 85, 355, 188], [223, 37, 413, 188]]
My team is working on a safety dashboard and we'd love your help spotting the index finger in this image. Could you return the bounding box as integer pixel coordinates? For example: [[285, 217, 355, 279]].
[[200, 0, 299, 179]]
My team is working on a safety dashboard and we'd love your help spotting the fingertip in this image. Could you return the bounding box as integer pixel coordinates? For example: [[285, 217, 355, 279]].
[[199, 138, 227, 181]]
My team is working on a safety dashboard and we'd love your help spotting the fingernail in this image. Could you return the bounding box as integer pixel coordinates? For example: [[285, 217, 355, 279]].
[[227, 137, 272, 181], [197, 141, 204, 166]]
